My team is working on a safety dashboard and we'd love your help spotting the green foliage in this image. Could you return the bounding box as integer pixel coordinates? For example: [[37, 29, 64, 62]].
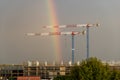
[[53, 75, 73, 80], [110, 70, 120, 80], [9, 77, 16, 80], [70, 65, 81, 80], [78, 57, 111, 80], [53, 57, 120, 80]]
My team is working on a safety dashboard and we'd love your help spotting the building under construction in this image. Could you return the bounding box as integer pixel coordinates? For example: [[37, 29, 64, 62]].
[[0, 61, 120, 80], [0, 61, 72, 80]]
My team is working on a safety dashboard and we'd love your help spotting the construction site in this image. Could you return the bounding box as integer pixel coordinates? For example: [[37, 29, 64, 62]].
[[0, 61, 120, 80], [0, 23, 107, 80], [1, 0, 120, 79], [1, 23, 120, 80]]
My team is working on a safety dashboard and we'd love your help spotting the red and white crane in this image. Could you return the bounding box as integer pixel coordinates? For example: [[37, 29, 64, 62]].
[[43, 23, 99, 28], [27, 31, 85, 36], [43, 23, 100, 59], [27, 31, 86, 64]]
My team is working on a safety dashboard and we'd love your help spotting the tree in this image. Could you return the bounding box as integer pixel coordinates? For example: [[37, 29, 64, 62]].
[[53, 75, 73, 80], [54, 57, 120, 80], [71, 57, 111, 80], [110, 70, 120, 80], [70, 65, 81, 80]]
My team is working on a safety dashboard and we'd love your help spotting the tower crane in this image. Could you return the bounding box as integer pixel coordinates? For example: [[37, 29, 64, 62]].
[[43, 23, 100, 59], [27, 31, 86, 64]]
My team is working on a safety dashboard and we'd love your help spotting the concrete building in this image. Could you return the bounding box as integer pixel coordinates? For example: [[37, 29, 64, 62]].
[[0, 61, 120, 80], [0, 61, 71, 80], [0, 64, 23, 80]]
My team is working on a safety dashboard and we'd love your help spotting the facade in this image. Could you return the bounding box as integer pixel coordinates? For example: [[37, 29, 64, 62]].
[[0, 65, 23, 80], [23, 61, 71, 79], [0, 61, 120, 80], [0, 62, 72, 80]]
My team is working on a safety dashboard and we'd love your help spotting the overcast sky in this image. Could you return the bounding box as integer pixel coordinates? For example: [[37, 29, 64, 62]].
[[0, 0, 120, 64]]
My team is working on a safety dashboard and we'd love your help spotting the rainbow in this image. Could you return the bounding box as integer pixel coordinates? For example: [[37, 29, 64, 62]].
[[45, 0, 62, 63]]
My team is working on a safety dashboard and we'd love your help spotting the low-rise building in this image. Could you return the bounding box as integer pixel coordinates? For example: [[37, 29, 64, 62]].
[[0, 61, 120, 80]]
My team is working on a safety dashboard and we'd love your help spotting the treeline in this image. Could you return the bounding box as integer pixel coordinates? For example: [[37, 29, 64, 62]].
[[54, 57, 120, 80]]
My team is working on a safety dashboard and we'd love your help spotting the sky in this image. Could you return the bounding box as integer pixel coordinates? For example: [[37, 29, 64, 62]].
[[0, 0, 120, 64]]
